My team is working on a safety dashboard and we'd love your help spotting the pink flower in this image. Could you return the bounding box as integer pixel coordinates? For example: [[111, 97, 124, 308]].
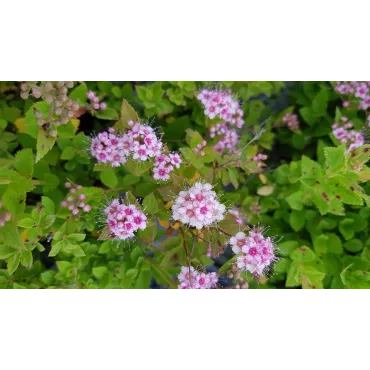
[[169, 153, 182, 168], [197, 88, 244, 128], [230, 228, 278, 276], [230, 231, 248, 254], [172, 182, 226, 230], [177, 266, 218, 289], [103, 198, 147, 240], [153, 166, 170, 181]]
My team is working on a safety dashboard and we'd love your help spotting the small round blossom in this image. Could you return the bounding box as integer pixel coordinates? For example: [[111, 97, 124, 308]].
[[230, 229, 278, 276], [103, 198, 147, 240], [177, 266, 218, 289], [172, 182, 226, 230], [282, 113, 299, 131], [197, 88, 244, 128]]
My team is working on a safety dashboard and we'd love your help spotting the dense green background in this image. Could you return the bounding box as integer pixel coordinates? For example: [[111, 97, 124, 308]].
[[1, 81, 370, 289]]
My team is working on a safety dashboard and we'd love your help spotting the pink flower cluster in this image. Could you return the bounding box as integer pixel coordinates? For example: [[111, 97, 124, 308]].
[[90, 123, 181, 181], [335, 81, 370, 110], [197, 89, 244, 128], [210, 123, 239, 153], [252, 153, 268, 168], [153, 152, 181, 181], [230, 229, 277, 276], [332, 117, 364, 151], [193, 140, 207, 157], [172, 182, 226, 230], [87, 91, 107, 111], [282, 113, 299, 131], [103, 199, 147, 240], [177, 266, 218, 289], [60, 182, 91, 216]]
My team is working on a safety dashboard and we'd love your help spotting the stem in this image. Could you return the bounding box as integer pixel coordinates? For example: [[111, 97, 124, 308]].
[[179, 227, 191, 267]]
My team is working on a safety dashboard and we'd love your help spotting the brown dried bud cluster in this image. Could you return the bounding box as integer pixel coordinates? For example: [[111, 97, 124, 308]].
[[20, 81, 79, 127]]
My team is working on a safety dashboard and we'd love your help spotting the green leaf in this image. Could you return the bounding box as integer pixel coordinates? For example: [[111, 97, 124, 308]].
[[67, 234, 86, 243], [42, 196, 55, 214], [20, 250, 33, 268], [57, 123, 76, 138], [326, 233, 343, 254], [278, 240, 299, 256], [96, 108, 118, 120], [339, 219, 355, 240], [14, 149, 34, 178], [290, 246, 316, 262], [69, 83, 88, 104], [100, 171, 118, 188], [344, 239, 363, 253], [134, 268, 151, 289], [143, 193, 158, 214], [299, 107, 315, 126], [49, 240, 65, 257], [0, 245, 16, 259], [115, 99, 139, 131], [286, 190, 304, 210], [126, 268, 139, 280], [179, 147, 203, 169], [39, 214, 56, 229], [36, 127, 56, 163], [0, 169, 34, 196], [61, 146, 75, 160], [313, 235, 329, 256], [228, 168, 239, 189], [312, 88, 328, 115], [7, 253, 20, 275], [41, 270, 55, 285], [92, 266, 108, 279], [122, 174, 140, 186], [257, 185, 274, 196], [324, 145, 345, 176], [289, 210, 305, 232], [18, 218, 36, 228], [138, 221, 157, 244], [125, 159, 151, 176]]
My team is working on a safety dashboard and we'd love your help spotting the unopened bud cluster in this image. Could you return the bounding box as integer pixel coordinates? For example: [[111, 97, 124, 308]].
[[60, 182, 91, 217], [87, 91, 107, 111], [193, 140, 207, 156], [252, 153, 268, 168], [20, 81, 79, 127], [282, 113, 299, 131], [0, 200, 11, 227]]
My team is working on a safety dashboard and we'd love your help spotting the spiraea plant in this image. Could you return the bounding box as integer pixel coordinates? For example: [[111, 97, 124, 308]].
[[1, 81, 370, 289]]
